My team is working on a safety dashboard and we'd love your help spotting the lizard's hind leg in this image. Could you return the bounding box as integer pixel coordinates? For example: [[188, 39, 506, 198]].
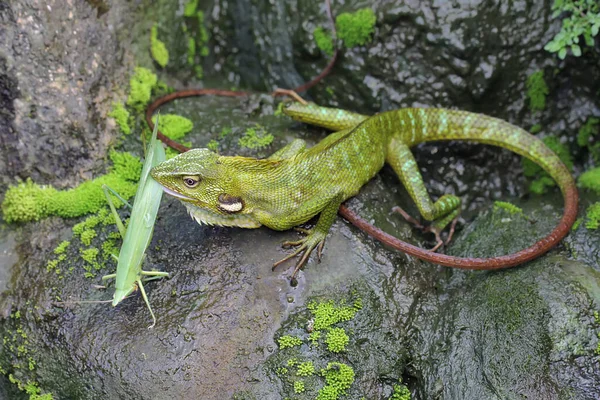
[[387, 139, 461, 251]]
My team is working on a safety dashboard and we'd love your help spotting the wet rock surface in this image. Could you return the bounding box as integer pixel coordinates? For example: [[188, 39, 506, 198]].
[[0, 0, 599, 399]]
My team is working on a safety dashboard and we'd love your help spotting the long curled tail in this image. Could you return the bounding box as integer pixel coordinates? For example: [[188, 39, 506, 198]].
[[342, 108, 579, 269]]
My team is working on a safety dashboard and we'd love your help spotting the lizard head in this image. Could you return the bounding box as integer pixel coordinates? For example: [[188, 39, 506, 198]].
[[150, 149, 261, 228]]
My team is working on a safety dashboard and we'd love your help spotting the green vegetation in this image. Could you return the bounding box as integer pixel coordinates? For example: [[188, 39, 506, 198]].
[[493, 201, 523, 215], [294, 380, 306, 394], [530, 123, 542, 134], [126, 67, 158, 112], [278, 335, 303, 349], [578, 166, 600, 194], [151, 114, 193, 141], [238, 125, 274, 149], [317, 362, 355, 400], [544, 0, 600, 59], [296, 361, 315, 377], [577, 117, 600, 162], [308, 299, 360, 331], [207, 139, 219, 152], [583, 202, 600, 230], [109, 102, 131, 135], [150, 24, 169, 68], [183, 0, 209, 77], [522, 136, 573, 194], [336, 8, 377, 48], [314, 27, 334, 56], [390, 381, 411, 400], [526, 71, 549, 112], [325, 327, 349, 353], [2, 151, 141, 223]]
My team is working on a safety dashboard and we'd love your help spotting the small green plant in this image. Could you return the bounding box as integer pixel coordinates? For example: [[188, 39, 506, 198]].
[[325, 327, 349, 353], [314, 27, 334, 56], [294, 380, 306, 394], [584, 202, 600, 229], [526, 71, 549, 112], [150, 24, 169, 68], [238, 125, 274, 149], [390, 381, 411, 400], [578, 166, 600, 194], [278, 335, 303, 349], [577, 117, 600, 162], [336, 8, 377, 48], [109, 102, 131, 135], [493, 201, 523, 215], [544, 0, 600, 59], [317, 362, 355, 400], [296, 361, 315, 377]]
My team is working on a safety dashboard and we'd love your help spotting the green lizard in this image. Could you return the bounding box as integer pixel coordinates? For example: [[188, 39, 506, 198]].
[[150, 102, 578, 280]]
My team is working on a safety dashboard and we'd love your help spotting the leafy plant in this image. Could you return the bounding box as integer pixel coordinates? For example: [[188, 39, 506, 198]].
[[544, 0, 600, 59]]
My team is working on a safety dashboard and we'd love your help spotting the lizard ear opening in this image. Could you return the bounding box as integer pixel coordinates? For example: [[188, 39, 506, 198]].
[[217, 194, 244, 213]]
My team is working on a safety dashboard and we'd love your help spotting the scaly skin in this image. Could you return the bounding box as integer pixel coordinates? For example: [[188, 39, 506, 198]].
[[150, 101, 578, 279]]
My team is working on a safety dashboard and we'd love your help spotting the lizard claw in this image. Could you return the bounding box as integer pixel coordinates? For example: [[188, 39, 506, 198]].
[[393, 206, 460, 253], [273, 228, 326, 283], [392, 206, 424, 229]]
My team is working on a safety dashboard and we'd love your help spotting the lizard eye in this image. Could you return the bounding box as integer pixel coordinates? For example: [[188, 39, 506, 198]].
[[182, 175, 200, 188]]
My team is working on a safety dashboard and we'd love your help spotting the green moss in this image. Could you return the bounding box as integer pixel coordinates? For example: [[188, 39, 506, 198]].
[[308, 299, 359, 331], [187, 37, 196, 66], [317, 362, 355, 400], [150, 25, 169, 68], [530, 123, 542, 134], [584, 202, 600, 230], [325, 327, 349, 353], [151, 114, 193, 141], [493, 201, 523, 215], [526, 71, 549, 112], [293, 380, 306, 394], [207, 139, 219, 152], [308, 331, 321, 346], [1, 179, 55, 223], [278, 335, 303, 349], [2, 152, 141, 223], [522, 136, 572, 194], [314, 27, 334, 56], [183, 0, 198, 17], [219, 127, 232, 139], [390, 381, 411, 400], [336, 8, 376, 48], [80, 248, 99, 264], [572, 217, 582, 231], [126, 67, 158, 113], [577, 117, 599, 147], [79, 229, 97, 246], [109, 102, 131, 135], [238, 125, 274, 149], [53, 241, 70, 255], [578, 167, 600, 194], [296, 361, 315, 377]]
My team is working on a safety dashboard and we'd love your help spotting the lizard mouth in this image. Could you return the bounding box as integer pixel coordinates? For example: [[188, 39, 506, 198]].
[[160, 186, 195, 202]]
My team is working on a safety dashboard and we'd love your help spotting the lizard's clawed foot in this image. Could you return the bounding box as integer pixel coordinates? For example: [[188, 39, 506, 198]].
[[392, 206, 459, 252], [273, 227, 327, 283]]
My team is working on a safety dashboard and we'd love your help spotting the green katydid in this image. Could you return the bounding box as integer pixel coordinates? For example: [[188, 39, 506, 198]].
[[101, 117, 168, 328]]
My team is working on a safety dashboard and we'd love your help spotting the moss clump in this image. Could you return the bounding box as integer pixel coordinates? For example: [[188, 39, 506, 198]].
[[317, 362, 355, 400], [296, 361, 315, 377], [526, 70, 549, 112], [577, 117, 599, 147], [238, 125, 274, 149], [325, 327, 349, 353], [2, 153, 141, 223], [522, 136, 573, 194], [187, 37, 196, 66], [278, 335, 303, 349], [308, 331, 321, 346], [530, 123, 542, 134], [493, 201, 523, 215], [308, 299, 359, 331], [584, 202, 600, 230], [53, 241, 70, 255], [150, 24, 169, 68], [390, 381, 411, 400], [126, 67, 158, 113], [109, 102, 131, 135], [294, 380, 306, 394], [314, 27, 334, 56], [184, 0, 199, 17], [207, 139, 219, 152], [336, 8, 376, 48], [151, 114, 194, 141], [578, 166, 600, 194]]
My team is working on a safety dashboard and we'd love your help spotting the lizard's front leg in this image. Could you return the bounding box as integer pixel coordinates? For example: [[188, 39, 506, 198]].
[[272, 193, 344, 283], [387, 139, 461, 250]]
